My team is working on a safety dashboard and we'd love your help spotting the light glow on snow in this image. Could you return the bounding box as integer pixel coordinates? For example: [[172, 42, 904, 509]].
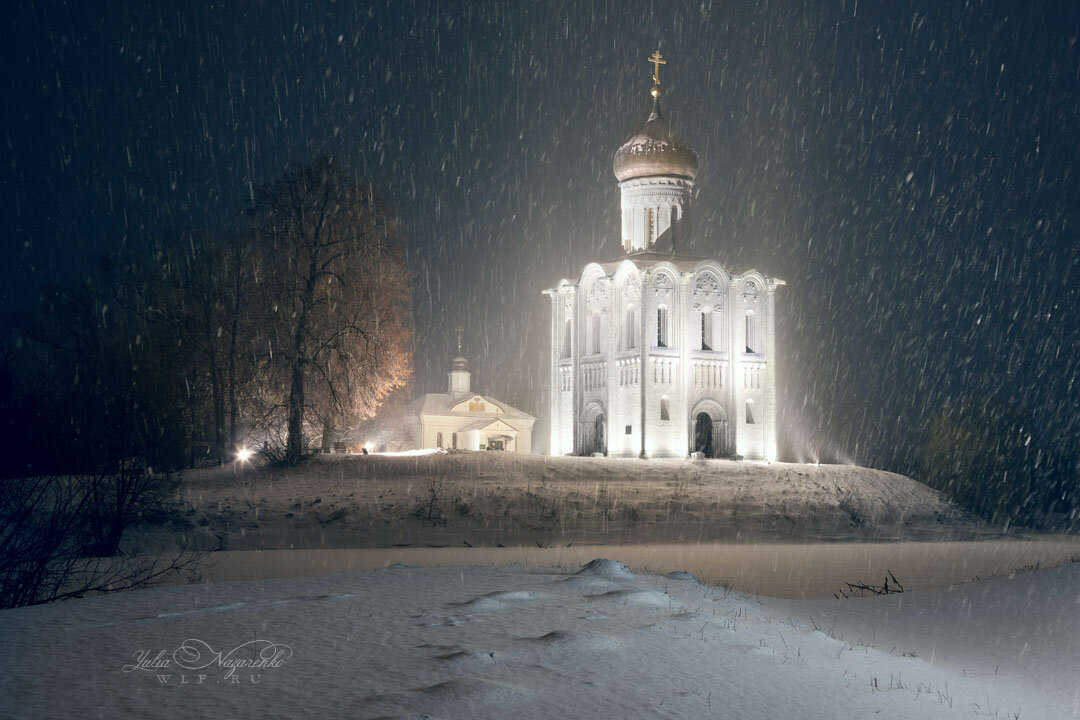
[[370, 448, 445, 457]]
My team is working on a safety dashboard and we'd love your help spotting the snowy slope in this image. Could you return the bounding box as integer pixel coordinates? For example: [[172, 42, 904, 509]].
[[2, 559, 1075, 719], [175, 452, 979, 551]]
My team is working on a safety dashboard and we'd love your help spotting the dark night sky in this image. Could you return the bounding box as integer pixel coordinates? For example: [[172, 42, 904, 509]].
[[3, 1, 1078, 472]]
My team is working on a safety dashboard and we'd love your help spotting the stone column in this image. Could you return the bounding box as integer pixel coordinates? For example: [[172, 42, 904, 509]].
[[764, 286, 779, 462], [548, 291, 559, 455], [639, 270, 648, 458]]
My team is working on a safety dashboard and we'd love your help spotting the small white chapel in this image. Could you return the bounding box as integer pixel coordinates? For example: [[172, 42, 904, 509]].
[[408, 329, 535, 453], [543, 51, 784, 460]]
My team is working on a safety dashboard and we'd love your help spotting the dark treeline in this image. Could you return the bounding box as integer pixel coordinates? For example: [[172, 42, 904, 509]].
[[918, 396, 1080, 531], [0, 156, 413, 478]]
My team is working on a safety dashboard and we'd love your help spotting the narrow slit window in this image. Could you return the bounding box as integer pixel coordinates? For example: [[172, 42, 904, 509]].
[[562, 318, 571, 358], [657, 306, 668, 348], [745, 312, 756, 354], [745, 401, 756, 425], [701, 311, 713, 351], [660, 396, 670, 421]]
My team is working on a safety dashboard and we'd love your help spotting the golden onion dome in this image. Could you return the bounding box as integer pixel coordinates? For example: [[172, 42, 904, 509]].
[[613, 96, 699, 182]]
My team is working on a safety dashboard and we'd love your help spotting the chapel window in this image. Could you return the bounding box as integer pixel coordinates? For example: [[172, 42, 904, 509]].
[[660, 396, 670, 421], [745, 311, 756, 354], [745, 401, 756, 425], [656, 305, 668, 348]]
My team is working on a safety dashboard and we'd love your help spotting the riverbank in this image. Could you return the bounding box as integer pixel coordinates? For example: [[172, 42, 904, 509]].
[[191, 537, 1080, 599]]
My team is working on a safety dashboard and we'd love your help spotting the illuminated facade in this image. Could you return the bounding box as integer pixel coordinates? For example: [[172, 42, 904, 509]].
[[543, 52, 783, 460]]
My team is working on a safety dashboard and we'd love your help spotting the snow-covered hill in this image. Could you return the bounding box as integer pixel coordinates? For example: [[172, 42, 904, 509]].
[[176, 451, 979, 551]]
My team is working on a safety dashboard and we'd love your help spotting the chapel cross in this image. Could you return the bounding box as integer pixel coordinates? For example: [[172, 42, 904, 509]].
[[455, 326, 464, 354], [648, 50, 666, 85]]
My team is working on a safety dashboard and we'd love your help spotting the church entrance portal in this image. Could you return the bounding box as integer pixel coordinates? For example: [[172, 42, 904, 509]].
[[694, 413, 714, 457], [582, 403, 607, 456]]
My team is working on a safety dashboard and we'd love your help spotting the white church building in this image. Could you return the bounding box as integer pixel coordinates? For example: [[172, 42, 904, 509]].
[[544, 52, 784, 461], [408, 331, 535, 453]]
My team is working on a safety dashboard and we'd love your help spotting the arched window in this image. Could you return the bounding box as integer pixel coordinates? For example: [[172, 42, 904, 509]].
[[451, 433, 458, 449], [745, 311, 756, 354], [656, 305, 668, 348], [436, 432, 444, 448], [745, 400, 756, 425], [700, 311, 713, 351], [624, 305, 637, 350], [561, 317, 571, 359]]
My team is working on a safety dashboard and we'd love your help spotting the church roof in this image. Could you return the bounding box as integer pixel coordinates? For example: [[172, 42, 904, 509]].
[[543, 53, 785, 295], [601, 251, 706, 272], [543, 254, 785, 294], [613, 97, 699, 182]]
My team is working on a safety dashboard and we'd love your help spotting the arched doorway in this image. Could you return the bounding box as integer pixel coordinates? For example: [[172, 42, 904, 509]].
[[690, 400, 730, 458], [582, 402, 607, 456], [694, 413, 714, 457]]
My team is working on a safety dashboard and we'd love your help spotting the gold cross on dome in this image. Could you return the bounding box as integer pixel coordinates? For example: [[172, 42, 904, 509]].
[[455, 326, 464, 354], [648, 50, 666, 85]]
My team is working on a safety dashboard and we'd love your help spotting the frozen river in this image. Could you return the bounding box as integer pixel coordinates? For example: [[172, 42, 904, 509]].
[[196, 536, 1080, 598]]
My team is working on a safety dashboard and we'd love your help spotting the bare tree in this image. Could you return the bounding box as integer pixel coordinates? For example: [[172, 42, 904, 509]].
[[163, 229, 260, 466], [0, 470, 204, 609], [252, 157, 412, 464]]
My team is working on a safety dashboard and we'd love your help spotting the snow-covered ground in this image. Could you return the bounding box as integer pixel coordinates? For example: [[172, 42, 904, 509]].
[[2, 558, 1076, 719], [175, 452, 981, 551], [6, 453, 1069, 718]]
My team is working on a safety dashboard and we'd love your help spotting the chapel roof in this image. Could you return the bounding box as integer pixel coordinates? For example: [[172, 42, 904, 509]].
[[455, 418, 518, 433], [413, 392, 535, 421]]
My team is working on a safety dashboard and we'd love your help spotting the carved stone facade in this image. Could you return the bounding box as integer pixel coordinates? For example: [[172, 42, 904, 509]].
[[545, 260, 782, 460]]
